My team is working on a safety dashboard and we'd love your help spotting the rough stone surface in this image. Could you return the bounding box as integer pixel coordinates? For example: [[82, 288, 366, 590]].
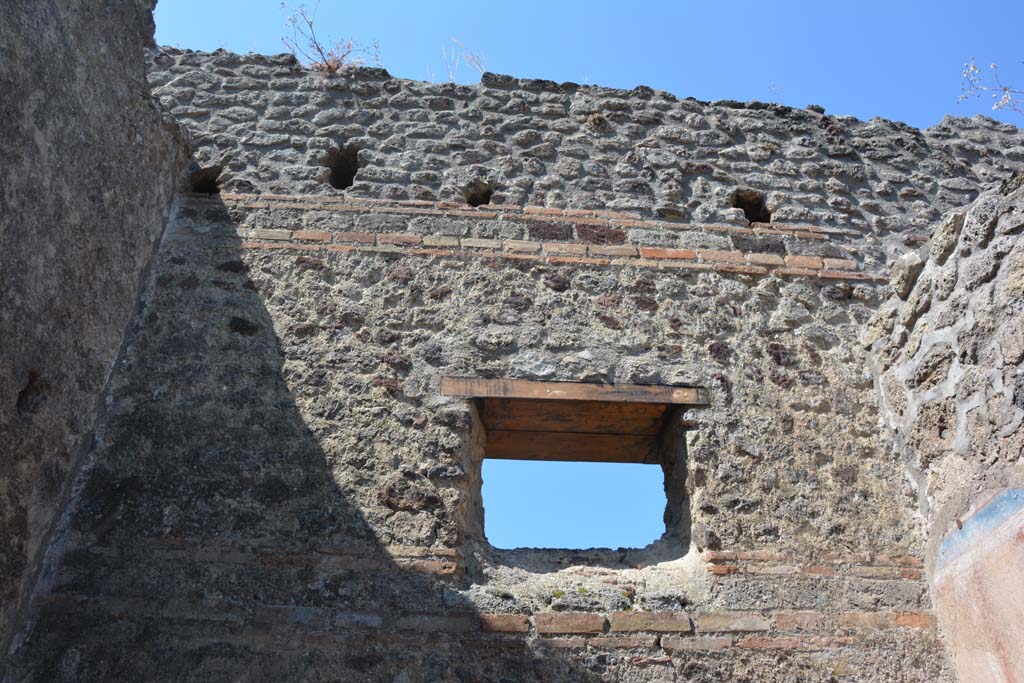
[[872, 176, 1024, 682], [872, 177, 1024, 551], [0, 0, 186, 649], [5, 44, 1024, 682]]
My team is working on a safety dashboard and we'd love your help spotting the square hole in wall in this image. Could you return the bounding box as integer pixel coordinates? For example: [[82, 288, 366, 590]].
[[441, 378, 706, 554]]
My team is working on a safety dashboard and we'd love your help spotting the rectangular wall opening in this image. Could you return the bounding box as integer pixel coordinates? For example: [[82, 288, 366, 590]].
[[441, 377, 706, 554]]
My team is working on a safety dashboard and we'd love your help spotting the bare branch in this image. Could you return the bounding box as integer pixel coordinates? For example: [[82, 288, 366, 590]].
[[959, 58, 1024, 118], [281, 2, 380, 75]]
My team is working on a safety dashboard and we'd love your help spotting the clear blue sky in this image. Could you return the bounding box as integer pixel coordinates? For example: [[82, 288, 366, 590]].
[[155, 0, 1024, 129], [154, 1, 1021, 549]]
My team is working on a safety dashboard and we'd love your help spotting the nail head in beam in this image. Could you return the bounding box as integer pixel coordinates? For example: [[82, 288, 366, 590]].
[[440, 377, 708, 406]]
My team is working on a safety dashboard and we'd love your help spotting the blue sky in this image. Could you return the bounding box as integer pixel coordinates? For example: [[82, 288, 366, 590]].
[[155, 0, 1024, 129], [154, 0, 1021, 548]]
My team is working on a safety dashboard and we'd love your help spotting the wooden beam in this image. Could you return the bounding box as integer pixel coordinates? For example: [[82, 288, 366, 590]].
[[485, 430, 657, 464], [441, 377, 707, 406], [482, 398, 669, 435]]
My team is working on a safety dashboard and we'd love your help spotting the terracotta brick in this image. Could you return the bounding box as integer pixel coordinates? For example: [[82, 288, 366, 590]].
[[249, 228, 292, 241], [589, 244, 638, 257], [714, 263, 768, 276], [695, 612, 771, 633], [795, 231, 826, 240], [894, 612, 935, 629], [656, 260, 712, 271], [736, 636, 803, 650], [392, 558, 460, 575], [421, 235, 459, 247], [409, 245, 454, 255], [746, 252, 785, 266], [628, 655, 673, 666], [335, 231, 376, 244], [609, 611, 692, 633], [661, 636, 732, 652], [822, 257, 857, 270], [899, 568, 923, 580], [849, 565, 902, 579], [588, 635, 658, 649], [378, 233, 421, 245], [503, 239, 542, 253], [537, 636, 587, 649], [742, 563, 799, 575], [480, 613, 530, 633], [639, 247, 697, 260], [709, 564, 739, 576], [524, 206, 566, 216], [446, 210, 498, 219], [547, 256, 611, 267], [325, 244, 355, 253], [702, 550, 738, 563], [393, 613, 478, 632], [802, 564, 837, 576], [822, 552, 872, 564], [240, 241, 318, 252], [461, 238, 502, 249], [874, 554, 924, 567], [698, 249, 745, 263], [292, 230, 332, 242], [819, 270, 876, 281], [542, 242, 588, 255], [535, 612, 607, 635], [356, 245, 406, 255], [753, 228, 797, 237], [784, 254, 823, 269], [773, 611, 824, 631], [837, 612, 892, 629], [772, 267, 818, 278], [734, 550, 792, 562], [495, 253, 544, 263]]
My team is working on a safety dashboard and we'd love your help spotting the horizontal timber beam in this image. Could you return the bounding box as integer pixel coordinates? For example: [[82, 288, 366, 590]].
[[440, 377, 707, 406], [485, 430, 656, 464]]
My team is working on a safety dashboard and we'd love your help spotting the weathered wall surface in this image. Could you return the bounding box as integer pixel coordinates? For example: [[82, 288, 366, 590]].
[[0, 0, 186, 649], [870, 176, 1024, 680], [4, 48, 1023, 680]]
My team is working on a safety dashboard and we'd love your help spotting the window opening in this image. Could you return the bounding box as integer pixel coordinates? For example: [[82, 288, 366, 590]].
[[441, 377, 707, 551]]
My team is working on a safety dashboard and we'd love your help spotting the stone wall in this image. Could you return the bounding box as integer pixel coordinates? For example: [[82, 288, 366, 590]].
[[0, 0, 186, 650], [870, 175, 1024, 680], [4, 47, 1023, 681]]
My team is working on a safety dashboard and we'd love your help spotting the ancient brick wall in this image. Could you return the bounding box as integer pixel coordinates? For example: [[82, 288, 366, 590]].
[[0, 0, 186, 650], [4, 48, 1023, 681]]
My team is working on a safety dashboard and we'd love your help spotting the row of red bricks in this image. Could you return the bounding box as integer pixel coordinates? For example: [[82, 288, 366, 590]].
[[133, 539, 923, 582], [236, 226, 858, 271], [481, 609, 935, 636], [206, 191, 858, 242], [42, 592, 934, 654], [218, 234, 882, 282], [703, 550, 925, 580]]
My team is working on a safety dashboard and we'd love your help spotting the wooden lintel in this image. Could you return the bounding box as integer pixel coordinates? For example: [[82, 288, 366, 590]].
[[441, 377, 707, 406], [482, 398, 669, 435], [485, 430, 656, 464]]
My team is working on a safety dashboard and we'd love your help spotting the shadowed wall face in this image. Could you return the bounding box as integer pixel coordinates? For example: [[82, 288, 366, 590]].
[[0, 0, 186, 646]]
